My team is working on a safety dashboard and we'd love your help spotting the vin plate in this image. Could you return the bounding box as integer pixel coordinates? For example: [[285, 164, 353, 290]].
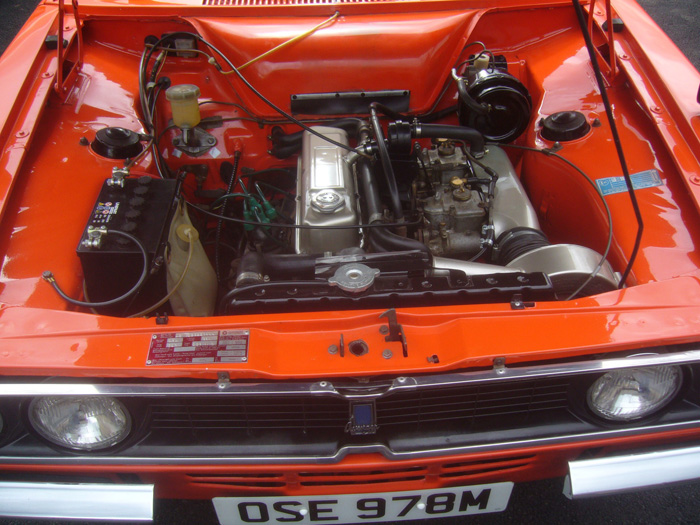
[[147, 330, 249, 365], [213, 482, 513, 524]]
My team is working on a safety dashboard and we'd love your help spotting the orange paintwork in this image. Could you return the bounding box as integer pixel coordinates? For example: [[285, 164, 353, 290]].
[[0, 0, 700, 500], [1, 427, 699, 499]]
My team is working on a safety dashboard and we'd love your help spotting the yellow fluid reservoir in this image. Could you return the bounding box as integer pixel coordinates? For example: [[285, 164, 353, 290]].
[[166, 202, 217, 316], [165, 84, 201, 129]]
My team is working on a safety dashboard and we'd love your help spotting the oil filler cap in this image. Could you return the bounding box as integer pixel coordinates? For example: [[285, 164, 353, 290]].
[[541, 111, 590, 142]]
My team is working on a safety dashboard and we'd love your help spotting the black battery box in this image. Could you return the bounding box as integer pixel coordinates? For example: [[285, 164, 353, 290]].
[[77, 176, 179, 316]]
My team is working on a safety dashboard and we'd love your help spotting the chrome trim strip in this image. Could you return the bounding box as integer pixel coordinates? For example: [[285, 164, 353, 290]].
[[563, 445, 700, 499], [1, 420, 699, 466], [0, 348, 698, 398], [0, 482, 153, 521]]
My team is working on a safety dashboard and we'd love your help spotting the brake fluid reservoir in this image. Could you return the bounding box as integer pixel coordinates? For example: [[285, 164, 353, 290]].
[[165, 84, 201, 129], [166, 203, 217, 316]]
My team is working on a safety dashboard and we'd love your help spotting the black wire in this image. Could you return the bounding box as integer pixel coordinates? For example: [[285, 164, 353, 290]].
[[194, 35, 361, 155], [572, 0, 643, 289], [186, 200, 420, 230], [43, 230, 149, 308], [215, 152, 241, 284], [496, 142, 615, 299]]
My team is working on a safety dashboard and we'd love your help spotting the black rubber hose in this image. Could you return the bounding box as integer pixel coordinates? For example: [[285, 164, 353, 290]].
[[43, 230, 149, 308], [357, 158, 430, 256], [414, 123, 485, 158], [369, 103, 404, 221], [495, 228, 550, 265], [455, 76, 490, 116], [237, 251, 317, 283]]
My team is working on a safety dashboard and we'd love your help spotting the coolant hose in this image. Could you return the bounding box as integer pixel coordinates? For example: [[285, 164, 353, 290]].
[[413, 123, 485, 158], [368, 103, 404, 221], [236, 251, 317, 285]]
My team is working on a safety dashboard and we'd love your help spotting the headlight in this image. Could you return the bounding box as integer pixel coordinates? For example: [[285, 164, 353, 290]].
[[587, 365, 682, 422], [29, 396, 131, 451]]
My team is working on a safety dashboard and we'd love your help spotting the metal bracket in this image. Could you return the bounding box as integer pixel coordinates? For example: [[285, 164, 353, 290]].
[[493, 357, 507, 376], [217, 372, 231, 390], [586, 0, 618, 78], [172, 127, 217, 157], [510, 294, 535, 310], [379, 308, 408, 357], [155, 312, 169, 325], [56, 0, 84, 96]]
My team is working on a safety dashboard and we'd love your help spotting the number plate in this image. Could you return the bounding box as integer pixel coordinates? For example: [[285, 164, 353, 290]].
[[213, 482, 513, 524]]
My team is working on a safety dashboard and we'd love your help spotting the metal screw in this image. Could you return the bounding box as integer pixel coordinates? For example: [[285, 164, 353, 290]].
[[397, 377, 407, 383], [146, 360, 152, 365], [382, 349, 393, 359], [319, 381, 328, 388], [208, 137, 215, 144], [241, 357, 247, 362], [379, 326, 389, 335], [328, 345, 339, 354]]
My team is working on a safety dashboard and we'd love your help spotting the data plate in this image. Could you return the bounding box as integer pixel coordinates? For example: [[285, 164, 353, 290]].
[[213, 482, 513, 524], [147, 330, 249, 365]]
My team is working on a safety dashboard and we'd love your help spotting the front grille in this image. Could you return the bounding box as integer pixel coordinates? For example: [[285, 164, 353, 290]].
[[147, 377, 571, 444]]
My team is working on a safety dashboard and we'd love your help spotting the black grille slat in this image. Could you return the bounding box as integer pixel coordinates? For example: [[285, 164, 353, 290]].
[[150, 396, 349, 432], [147, 378, 571, 436], [375, 378, 570, 431]]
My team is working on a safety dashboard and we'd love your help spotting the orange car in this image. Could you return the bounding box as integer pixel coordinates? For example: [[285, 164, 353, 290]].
[[0, 0, 699, 522]]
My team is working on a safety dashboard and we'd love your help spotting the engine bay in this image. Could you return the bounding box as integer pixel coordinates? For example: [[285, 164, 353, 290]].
[[6, 5, 700, 319]]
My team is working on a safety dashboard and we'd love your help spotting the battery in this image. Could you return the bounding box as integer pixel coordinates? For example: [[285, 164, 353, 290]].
[[77, 176, 179, 316]]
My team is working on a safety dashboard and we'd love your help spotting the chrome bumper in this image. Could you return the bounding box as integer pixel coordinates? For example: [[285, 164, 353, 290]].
[[564, 445, 700, 498], [0, 482, 153, 521]]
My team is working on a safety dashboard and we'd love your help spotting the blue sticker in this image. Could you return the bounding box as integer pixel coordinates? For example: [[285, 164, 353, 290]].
[[596, 169, 663, 196]]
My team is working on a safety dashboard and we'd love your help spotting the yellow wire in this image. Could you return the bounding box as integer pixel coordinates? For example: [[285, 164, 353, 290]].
[[228, 11, 340, 73]]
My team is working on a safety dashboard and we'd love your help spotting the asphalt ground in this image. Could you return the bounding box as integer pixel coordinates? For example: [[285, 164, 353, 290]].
[[1, 0, 700, 524]]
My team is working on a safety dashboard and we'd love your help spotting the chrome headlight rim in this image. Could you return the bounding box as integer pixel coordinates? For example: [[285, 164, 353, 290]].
[[27, 395, 133, 453], [584, 364, 686, 424]]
